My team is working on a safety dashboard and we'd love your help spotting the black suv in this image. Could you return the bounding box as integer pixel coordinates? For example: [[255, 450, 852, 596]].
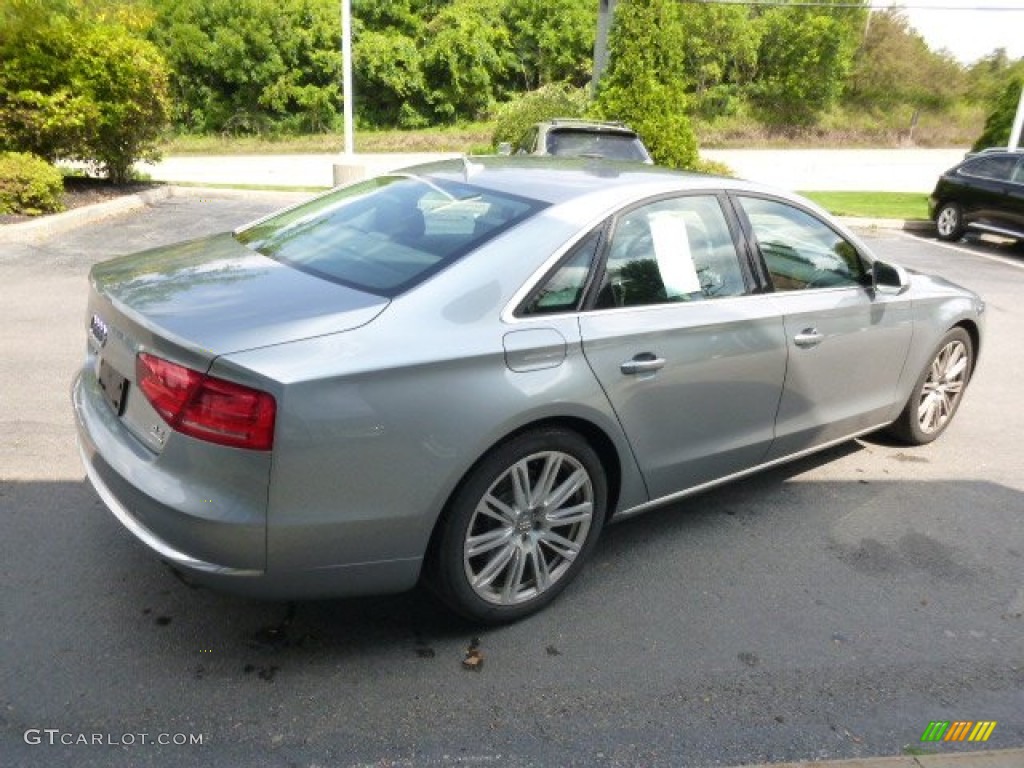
[[511, 118, 653, 164], [929, 150, 1024, 242]]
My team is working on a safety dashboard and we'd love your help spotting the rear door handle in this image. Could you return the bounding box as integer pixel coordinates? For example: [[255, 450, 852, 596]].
[[620, 354, 666, 375], [793, 328, 824, 348]]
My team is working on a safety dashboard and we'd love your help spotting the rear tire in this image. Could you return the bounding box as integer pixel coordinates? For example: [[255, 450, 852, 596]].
[[887, 327, 973, 445], [429, 428, 607, 624], [935, 202, 965, 242]]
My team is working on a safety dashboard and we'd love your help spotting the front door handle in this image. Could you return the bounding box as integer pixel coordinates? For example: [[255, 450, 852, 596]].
[[793, 328, 824, 348], [620, 353, 666, 375]]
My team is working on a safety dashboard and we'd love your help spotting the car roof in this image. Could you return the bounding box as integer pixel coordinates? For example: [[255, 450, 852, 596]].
[[541, 118, 637, 136], [395, 156, 772, 207]]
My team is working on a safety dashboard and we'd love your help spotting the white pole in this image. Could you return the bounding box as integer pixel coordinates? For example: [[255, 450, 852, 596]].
[[341, 0, 354, 156], [1009, 83, 1024, 151], [591, 0, 617, 96]]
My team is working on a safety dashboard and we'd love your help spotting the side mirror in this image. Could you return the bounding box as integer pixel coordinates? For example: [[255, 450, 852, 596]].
[[497, 142, 512, 157], [873, 260, 910, 296]]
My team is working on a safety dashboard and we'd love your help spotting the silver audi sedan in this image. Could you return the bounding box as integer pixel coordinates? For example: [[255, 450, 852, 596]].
[[73, 158, 984, 623]]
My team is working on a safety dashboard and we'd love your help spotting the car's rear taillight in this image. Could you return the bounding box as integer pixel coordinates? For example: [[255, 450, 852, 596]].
[[136, 353, 276, 450]]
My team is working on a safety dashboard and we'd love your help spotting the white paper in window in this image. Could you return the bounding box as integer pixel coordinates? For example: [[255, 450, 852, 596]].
[[648, 211, 702, 296]]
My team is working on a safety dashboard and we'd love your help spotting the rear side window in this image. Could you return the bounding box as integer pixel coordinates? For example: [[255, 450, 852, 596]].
[[959, 155, 1017, 182], [593, 195, 747, 309], [520, 229, 602, 316], [236, 176, 545, 296]]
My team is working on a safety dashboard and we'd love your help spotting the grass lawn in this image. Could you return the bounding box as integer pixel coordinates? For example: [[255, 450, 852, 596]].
[[799, 191, 930, 221], [160, 124, 494, 156]]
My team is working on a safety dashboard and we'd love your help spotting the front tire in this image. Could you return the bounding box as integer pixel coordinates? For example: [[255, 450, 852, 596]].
[[935, 202, 965, 242], [429, 428, 607, 624], [887, 327, 973, 445]]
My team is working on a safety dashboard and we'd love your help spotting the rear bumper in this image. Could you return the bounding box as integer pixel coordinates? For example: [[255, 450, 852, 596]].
[[73, 368, 268, 577], [76, 437, 262, 577], [73, 369, 423, 599]]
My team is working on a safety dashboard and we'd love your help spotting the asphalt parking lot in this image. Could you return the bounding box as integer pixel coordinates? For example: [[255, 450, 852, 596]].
[[1, 196, 1022, 768]]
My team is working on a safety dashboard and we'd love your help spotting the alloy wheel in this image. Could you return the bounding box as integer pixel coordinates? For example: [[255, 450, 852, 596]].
[[463, 450, 594, 606], [917, 339, 969, 434], [936, 205, 960, 238]]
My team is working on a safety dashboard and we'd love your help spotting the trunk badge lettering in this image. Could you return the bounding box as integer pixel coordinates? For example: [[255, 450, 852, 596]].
[[149, 423, 168, 445], [89, 314, 109, 348]]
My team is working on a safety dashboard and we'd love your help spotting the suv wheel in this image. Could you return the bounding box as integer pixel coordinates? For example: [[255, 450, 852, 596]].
[[935, 202, 965, 241]]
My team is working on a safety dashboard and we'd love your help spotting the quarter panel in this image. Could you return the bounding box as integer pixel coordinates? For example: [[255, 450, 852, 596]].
[[227, 315, 642, 577]]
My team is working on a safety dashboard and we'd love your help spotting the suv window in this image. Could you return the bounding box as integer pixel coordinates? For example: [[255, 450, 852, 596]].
[[1013, 159, 1024, 184], [546, 129, 649, 162], [516, 126, 539, 154], [960, 155, 1018, 182], [593, 195, 747, 309], [737, 196, 866, 291]]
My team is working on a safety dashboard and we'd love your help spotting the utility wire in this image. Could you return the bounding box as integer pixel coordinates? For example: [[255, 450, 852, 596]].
[[682, 0, 1023, 9]]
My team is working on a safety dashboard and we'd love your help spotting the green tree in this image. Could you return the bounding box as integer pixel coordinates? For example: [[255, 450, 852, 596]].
[[679, 4, 760, 95], [974, 77, 1024, 150], [847, 10, 965, 111], [594, 0, 697, 169], [751, 2, 864, 126], [965, 49, 1024, 105], [421, 0, 514, 122], [148, 0, 341, 133], [502, 0, 596, 90], [0, 0, 169, 182], [354, 29, 430, 127]]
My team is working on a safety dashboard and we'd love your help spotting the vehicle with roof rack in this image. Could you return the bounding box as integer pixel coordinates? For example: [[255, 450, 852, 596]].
[[507, 118, 653, 164]]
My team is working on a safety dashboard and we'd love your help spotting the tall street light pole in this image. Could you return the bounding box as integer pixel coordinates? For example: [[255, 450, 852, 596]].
[[591, 0, 617, 95], [1009, 83, 1024, 151], [341, 0, 354, 155]]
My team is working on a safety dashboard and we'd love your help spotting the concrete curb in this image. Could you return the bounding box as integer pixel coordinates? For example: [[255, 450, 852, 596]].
[[839, 216, 934, 233], [734, 748, 1023, 768], [0, 185, 172, 242], [0, 185, 314, 243]]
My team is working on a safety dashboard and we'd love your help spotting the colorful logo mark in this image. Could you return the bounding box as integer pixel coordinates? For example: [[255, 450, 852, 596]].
[[921, 721, 997, 743]]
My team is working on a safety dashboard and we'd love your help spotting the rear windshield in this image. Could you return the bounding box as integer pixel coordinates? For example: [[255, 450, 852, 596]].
[[546, 130, 649, 162], [235, 175, 546, 296]]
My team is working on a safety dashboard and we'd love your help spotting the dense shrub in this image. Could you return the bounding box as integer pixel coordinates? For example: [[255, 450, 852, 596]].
[[490, 84, 590, 147], [0, 152, 65, 215], [0, 1, 170, 183]]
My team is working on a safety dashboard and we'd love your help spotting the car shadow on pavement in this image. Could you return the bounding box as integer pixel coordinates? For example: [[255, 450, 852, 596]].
[[3, 441, 1022, 676]]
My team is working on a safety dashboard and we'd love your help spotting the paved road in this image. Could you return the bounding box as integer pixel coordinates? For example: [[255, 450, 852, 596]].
[[1, 198, 1021, 767], [138, 148, 968, 193]]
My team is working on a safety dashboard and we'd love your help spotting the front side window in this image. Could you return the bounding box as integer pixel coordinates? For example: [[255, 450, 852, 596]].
[[737, 196, 866, 292], [235, 176, 544, 296], [594, 195, 747, 309]]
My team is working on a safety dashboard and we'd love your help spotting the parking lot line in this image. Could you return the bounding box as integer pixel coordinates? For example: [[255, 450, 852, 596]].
[[897, 231, 1024, 271]]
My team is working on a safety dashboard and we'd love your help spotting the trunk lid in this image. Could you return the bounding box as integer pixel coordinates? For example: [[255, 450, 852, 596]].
[[89, 233, 389, 357]]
